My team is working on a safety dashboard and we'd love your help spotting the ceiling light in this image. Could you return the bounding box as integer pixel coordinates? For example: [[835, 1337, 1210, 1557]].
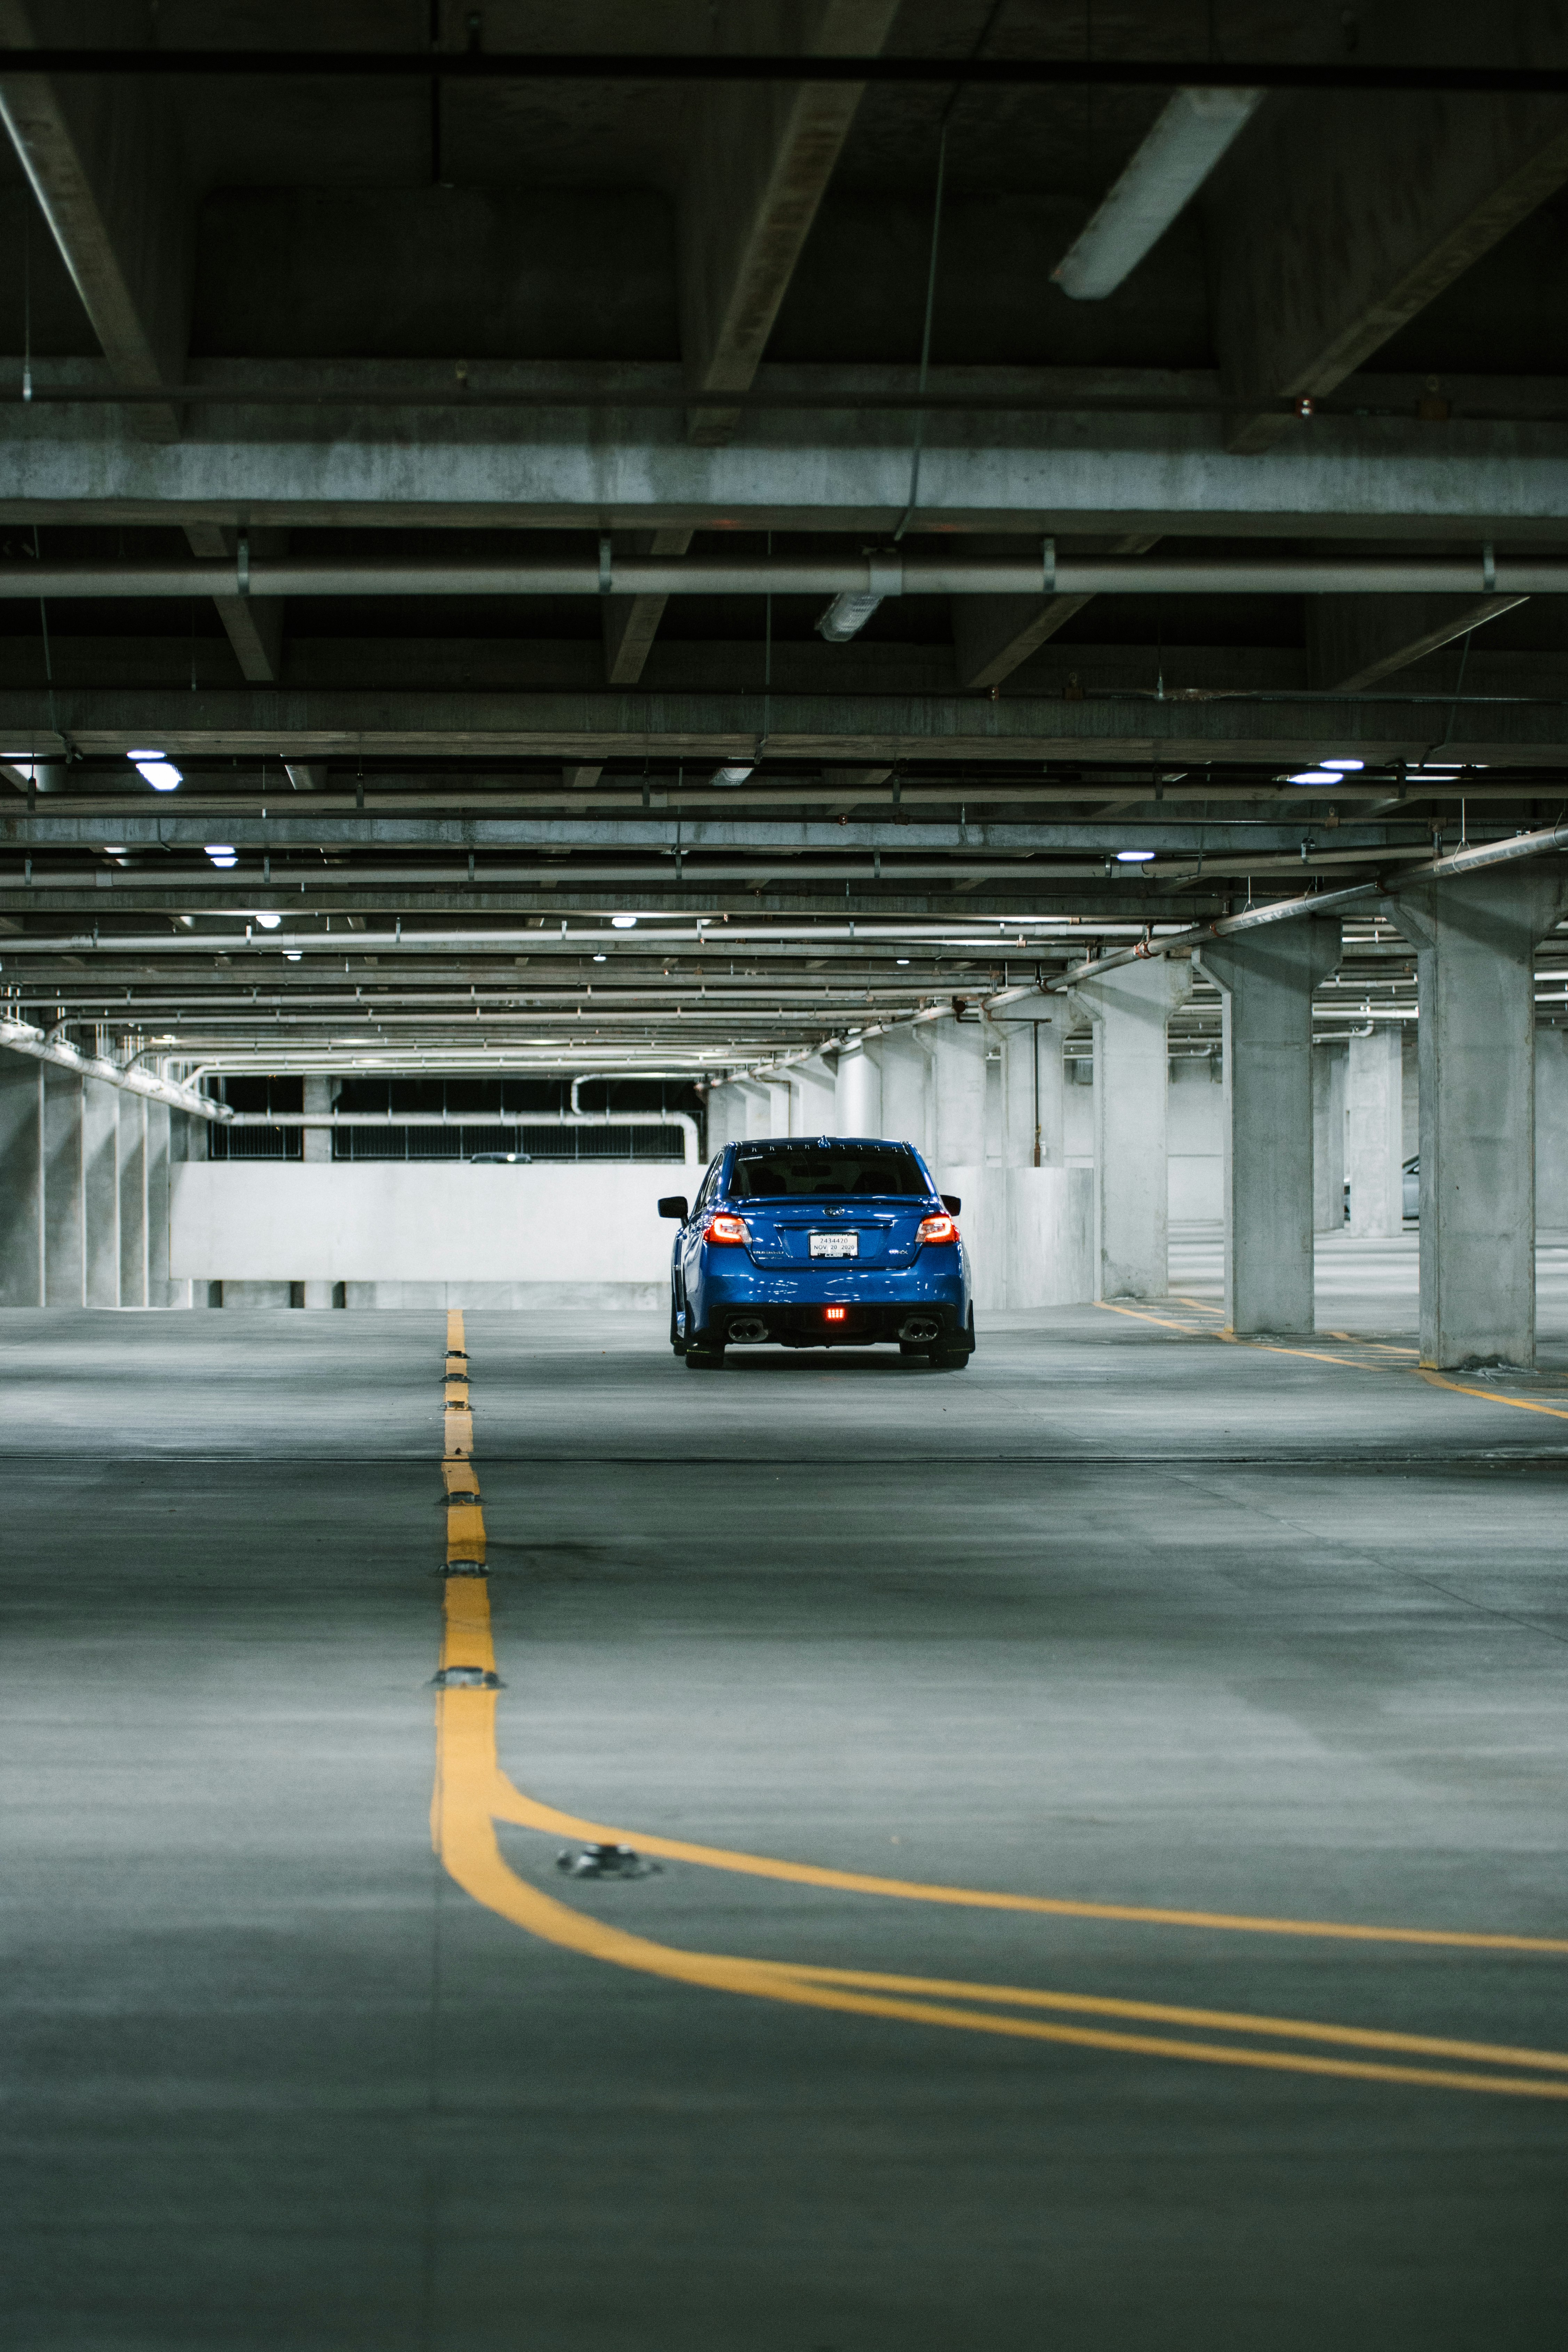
[[711, 763, 755, 788], [897, 957, 910, 965], [205, 844, 237, 868], [1052, 86, 1263, 299], [610, 914, 638, 928], [282, 950, 303, 961], [1322, 758, 1365, 771], [1115, 849, 1157, 862], [816, 592, 883, 643], [1287, 770, 1338, 786], [102, 845, 126, 855], [254, 913, 281, 930], [130, 751, 182, 791], [592, 953, 607, 962]]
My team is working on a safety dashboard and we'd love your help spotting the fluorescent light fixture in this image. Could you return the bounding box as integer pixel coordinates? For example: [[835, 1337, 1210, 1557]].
[[816, 592, 883, 643], [102, 845, 127, 855], [610, 914, 638, 929], [592, 953, 608, 962], [254, 913, 281, 930], [711, 763, 755, 788], [1287, 770, 1339, 786], [1322, 758, 1365, 771], [129, 749, 182, 791], [1115, 848, 1157, 862], [205, 843, 238, 868], [897, 958, 910, 965], [283, 950, 303, 961], [1052, 87, 1264, 300]]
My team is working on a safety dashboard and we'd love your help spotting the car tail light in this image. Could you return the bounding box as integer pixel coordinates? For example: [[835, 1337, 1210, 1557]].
[[824, 1306, 847, 1322], [915, 1212, 958, 1246], [703, 1212, 750, 1246]]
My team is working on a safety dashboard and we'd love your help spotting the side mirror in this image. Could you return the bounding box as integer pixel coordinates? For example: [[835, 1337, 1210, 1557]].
[[657, 1195, 689, 1221], [941, 1193, 961, 1215]]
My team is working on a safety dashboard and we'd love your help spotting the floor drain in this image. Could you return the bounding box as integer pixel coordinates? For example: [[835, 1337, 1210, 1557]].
[[556, 1843, 660, 1880]]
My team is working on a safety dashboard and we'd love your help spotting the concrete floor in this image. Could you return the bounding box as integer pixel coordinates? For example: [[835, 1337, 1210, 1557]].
[[4, 1302, 1568, 2351]]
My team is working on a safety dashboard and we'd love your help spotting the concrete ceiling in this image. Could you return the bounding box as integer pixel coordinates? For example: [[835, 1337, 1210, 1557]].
[[0, 0, 1565, 1074]]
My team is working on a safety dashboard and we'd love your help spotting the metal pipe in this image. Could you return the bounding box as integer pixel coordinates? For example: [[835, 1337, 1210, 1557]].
[[0, 555, 1559, 600], [1051, 820, 1568, 987], [0, 1018, 231, 1119]]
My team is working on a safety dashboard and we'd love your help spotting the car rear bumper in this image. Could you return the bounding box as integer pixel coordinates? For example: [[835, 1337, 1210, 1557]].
[[694, 1258, 968, 1346]]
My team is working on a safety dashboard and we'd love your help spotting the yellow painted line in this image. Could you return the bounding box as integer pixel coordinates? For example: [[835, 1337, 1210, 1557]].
[[447, 1309, 465, 1353], [483, 1763, 1568, 1955], [431, 1605, 1568, 2096], [1418, 1368, 1568, 1422], [431, 1315, 1568, 2097], [444, 1406, 474, 1458], [444, 1380, 471, 1407], [446, 1501, 486, 1563]]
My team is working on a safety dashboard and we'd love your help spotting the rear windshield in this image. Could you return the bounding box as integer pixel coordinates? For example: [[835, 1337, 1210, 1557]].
[[728, 1146, 928, 1200]]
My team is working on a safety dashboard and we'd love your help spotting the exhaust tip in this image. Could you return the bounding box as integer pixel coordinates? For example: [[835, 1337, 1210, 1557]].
[[727, 1318, 769, 1343], [897, 1315, 942, 1343]]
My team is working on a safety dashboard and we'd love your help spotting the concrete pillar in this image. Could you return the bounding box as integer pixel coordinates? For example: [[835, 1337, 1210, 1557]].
[[299, 1078, 335, 1306], [1392, 872, 1565, 1368], [931, 1019, 987, 1176], [0, 1055, 43, 1306], [1202, 922, 1341, 1336], [879, 1029, 932, 1161], [703, 1081, 742, 1157], [146, 1103, 192, 1309], [117, 1091, 148, 1308], [42, 1064, 85, 1306], [790, 1056, 837, 1137], [1071, 958, 1193, 1301], [82, 1076, 120, 1307], [764, 1079, 792, 1137], [834, 1043, 882, 1136], [1344, 1026, 1403, 1237], [1537, 1031, 1568, 1230], [1312, 1043, 1346, 1233]]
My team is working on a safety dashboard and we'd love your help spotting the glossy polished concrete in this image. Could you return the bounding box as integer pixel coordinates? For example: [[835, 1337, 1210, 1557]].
[[3, 1306, 1568, 2351]]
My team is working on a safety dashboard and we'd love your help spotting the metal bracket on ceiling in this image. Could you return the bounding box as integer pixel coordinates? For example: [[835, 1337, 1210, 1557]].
[[1043, 536, 1056, 595], [598, 533, 612, 594], [1482, 541, 1496, 592], [237, 533, 249, 597]]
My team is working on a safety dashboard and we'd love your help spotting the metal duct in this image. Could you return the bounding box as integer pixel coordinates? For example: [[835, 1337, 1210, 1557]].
[[227, 1106, 699, 1160], [0, 1018, 231, 1119], [0, 554, 1555, 598]]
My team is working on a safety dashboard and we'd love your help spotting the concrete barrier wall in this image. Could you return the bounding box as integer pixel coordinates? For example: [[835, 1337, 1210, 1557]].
[[171, 1162, 678, 1292]]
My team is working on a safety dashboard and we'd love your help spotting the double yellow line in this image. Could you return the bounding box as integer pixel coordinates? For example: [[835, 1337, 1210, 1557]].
[[430, 1312, 1568, 2098]]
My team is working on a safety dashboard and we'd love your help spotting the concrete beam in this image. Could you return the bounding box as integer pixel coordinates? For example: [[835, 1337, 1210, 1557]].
[[1306, 593, 1529, 691], [0, 1, 190, 442], [1207, 5, 1568, 452], [951, 536, 1161, 691], [679, 1, 899, 445], [6, 368, 1568, 535], [182, 523, 287, 685], [602, 528, 694, 688]]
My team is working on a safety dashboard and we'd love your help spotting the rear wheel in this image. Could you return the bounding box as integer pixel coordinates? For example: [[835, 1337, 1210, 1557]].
[[684, 1332, 727, 1369], [930, 1308, 975, 1371]]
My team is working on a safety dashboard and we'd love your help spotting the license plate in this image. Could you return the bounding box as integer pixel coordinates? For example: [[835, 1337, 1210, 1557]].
[[810, 1231, 858, 1258]]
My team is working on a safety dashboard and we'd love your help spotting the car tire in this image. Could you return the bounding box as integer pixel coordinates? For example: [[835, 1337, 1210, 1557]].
[[670, 1298, 688, 1357], [685, 1335, 726, 1369], [930, 1308, 976, 1370]]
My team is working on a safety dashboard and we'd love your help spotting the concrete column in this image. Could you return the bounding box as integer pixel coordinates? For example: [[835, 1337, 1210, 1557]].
[[1537, 1031, 1568, 1230], [764, 1079, 792, 1137], [1344, 1026, 1403, 1236], [146, 1103, 192, 1309], [931, 1018, 987, 1177], [1202, 922, 1341, 1336], [834, 1042, 882, 1137], [1071, 959, 1193, 1301], [1312, 1043, 1346, 1233], [1392, 873, 1565, 1368], [82, 1075, 120, 1307], [299, 1078, 334, 1306], [117, 1091, 148, 1308], [789, 1055, 837, 1137], [729, 1081, 771, 1139], [878, 1029, 932, 1160], [703, 1081, 742, 1157], [42, 1064, 86, 1306], [0, 1055, 43, 1306]]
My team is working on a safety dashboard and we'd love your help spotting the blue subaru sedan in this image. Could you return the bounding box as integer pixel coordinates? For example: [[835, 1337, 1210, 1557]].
[[659, 1136, 975, 1370]]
